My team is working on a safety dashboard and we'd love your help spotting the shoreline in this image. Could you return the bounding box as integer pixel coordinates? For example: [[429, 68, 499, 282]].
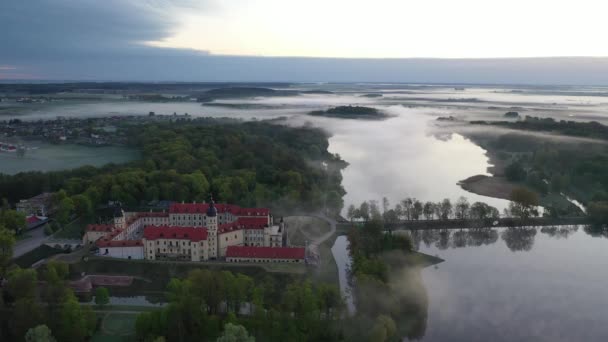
[[458, 174, 519, 201]]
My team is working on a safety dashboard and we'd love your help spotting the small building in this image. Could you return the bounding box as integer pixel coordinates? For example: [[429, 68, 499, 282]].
[[26, 215, 49, 230], [16, 193, 54, 216], [97, 239, 144, 260]]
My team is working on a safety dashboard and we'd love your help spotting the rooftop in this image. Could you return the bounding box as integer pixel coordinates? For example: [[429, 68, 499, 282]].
[[85, 224, 114, 232], [169, 203, 269, 216], [143, 226, 208, 242]]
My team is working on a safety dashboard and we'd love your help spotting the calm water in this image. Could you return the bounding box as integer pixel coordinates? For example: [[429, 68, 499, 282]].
[[414, 226, 608, 341], [0, 142, 139, 175], [330, 235, 355, 315]]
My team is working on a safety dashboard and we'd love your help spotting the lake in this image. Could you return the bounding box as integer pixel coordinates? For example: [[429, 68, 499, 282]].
[[412, 226, 608, 341], [331, 226, 608, 341], [0, 142, 139, 175]]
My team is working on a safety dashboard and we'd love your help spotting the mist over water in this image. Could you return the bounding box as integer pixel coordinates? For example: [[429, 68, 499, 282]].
[[321, 106, 509, 211]]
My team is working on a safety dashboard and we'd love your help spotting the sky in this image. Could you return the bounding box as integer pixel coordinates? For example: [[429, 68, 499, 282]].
[[1, 0, 608, 84]]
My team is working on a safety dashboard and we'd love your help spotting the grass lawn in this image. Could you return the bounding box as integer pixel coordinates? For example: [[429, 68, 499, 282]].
[[54, 217, 88, 239], [92, 313, 138, 342], [13, 244, 64, 268], [69, 257, 304, 293]]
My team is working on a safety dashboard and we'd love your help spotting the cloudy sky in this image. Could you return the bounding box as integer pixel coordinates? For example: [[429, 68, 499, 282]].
[[2, 0, 608, 84]]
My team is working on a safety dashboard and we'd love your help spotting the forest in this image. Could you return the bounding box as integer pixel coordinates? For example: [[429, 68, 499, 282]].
[[308, 106, 385, 119], [0, 119, 347, 220], [465, 117, 608, 222]]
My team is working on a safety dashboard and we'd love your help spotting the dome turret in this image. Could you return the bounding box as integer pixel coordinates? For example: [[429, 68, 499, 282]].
[[207, 198, 217, 217]]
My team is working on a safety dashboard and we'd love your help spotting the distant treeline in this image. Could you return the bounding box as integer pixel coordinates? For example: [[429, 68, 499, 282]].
[[467, 116, 608, 224], [471, 116, 608, 140], [0, 82, 292, 95], [309, 105, 384, 118]]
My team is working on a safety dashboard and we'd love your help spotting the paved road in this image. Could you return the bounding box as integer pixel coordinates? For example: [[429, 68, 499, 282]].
[[13, 225, 49, 258], [309, 213, 337, 247]]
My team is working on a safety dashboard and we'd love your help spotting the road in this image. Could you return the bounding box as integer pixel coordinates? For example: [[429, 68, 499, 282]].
[[13, 225, 49, 258], [309, 213, 337, 247]]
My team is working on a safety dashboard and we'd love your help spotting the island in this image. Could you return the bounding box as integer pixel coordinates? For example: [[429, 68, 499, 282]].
[[308, 105, 387, 119], [196, 87, 297, 102]]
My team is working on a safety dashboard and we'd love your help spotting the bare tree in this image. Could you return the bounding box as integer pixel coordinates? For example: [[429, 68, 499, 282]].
[[454, 196, 470, 219]]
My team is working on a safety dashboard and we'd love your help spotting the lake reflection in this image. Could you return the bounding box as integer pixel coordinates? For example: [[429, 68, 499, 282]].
[[414, 226, 608, 341]]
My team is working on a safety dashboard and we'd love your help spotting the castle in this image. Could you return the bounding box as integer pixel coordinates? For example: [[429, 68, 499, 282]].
[[83, 200, 306, 263]]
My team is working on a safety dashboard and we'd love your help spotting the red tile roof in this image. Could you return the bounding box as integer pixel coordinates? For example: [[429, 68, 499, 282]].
[[143, 226, 208, 242], [226, 246, 305, 260], [26, 216, 41, 224], [97, 239, 143, 247], [169, 203, 269, 216], [86, 224, 114, 232], [218, 216, 269, 234]]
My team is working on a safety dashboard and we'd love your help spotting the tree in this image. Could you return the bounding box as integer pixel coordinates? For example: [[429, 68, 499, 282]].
[[439, 198, 453, 220], [6, 267, 38, 300], [71, 194, 93, 218], [54, 292, 96, 341], [401, 198, 414, 220], [25, 325, 56, 342], [368, 200, 382, 221], [95, 287, 110, 307], [216, 323, 255, 342], [346, 204, 356, 222], [0, 226, 15, 276], [588, 201, 608, 226], [470, 202, 489, 220], [12, 298, 45, 340], [359, 202, 370, 222], [412, 199, 423, 220], [369, 315, 396, 342], [0, 209, 26, 234], [454, 196, 470, 219], [423, 202, 434, 220], [55, 197, 74, 225], [505, 161, 526, 181], [509, 187, 539, 220], [381, 197, 390, 219]]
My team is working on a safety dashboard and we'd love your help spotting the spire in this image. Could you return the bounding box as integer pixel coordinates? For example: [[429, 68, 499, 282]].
[[207, 195, 217, 217]]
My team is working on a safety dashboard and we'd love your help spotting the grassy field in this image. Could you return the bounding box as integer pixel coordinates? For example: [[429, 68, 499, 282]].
[[69, 257, 304, 292], [92, 313, 138, 342], [13, 245, 64, 268], [54, 217, 88, 239]]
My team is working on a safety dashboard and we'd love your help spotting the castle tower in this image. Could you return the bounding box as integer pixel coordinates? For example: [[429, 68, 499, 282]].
[[206, 198, 218, 259]]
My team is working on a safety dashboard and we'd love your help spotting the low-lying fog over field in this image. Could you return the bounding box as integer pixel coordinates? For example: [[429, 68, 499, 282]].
[[2, 83, 608, 211]]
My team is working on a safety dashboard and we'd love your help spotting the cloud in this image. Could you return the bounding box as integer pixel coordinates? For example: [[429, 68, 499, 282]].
[[0, 0, 207, 60], [1, 1, 608, 84]]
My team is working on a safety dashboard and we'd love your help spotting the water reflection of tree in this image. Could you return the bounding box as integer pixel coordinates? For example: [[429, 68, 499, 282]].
[[408, 228, 499, 250], [583, 225, 608, 238], [346, 252, 429, 340], [540, 225, 579, 239], [501, 227, 537, 252]]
